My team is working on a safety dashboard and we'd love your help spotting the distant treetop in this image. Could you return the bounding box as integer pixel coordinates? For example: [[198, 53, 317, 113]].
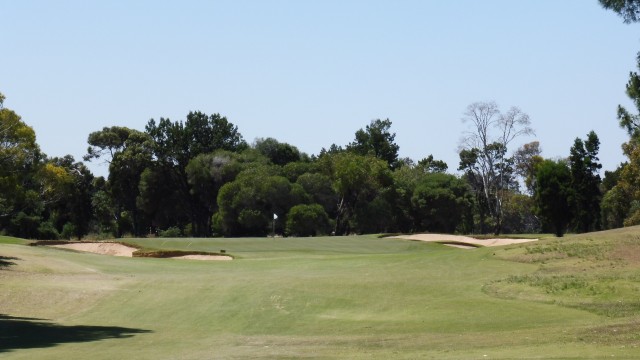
[[600, 0, 640, 23]]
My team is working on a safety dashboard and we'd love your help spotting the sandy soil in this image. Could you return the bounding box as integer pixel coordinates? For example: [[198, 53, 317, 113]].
[[171, 255, 233, 261], [390, 234, 538, 248], [51, 242, 138, 257]]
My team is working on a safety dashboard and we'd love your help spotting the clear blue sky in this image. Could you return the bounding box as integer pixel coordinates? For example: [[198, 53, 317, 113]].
[[2, 0, 639, 177]]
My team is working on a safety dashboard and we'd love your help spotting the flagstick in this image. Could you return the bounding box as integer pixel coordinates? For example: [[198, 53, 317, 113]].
[[272, 213, 277, 237]]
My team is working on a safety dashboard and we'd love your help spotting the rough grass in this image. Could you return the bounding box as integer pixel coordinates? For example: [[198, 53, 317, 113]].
[[1, 231, 639, 359], [0, 236, 31, 245], [486, 226, 640, 320]]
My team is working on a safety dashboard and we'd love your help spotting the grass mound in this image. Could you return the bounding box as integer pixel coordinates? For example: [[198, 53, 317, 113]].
[[486, 226, 640, 319], [0, 236, 31, 245]]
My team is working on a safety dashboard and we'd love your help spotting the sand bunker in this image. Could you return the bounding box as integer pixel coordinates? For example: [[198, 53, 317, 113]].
[[50, 242, 232, 260], [171, 255, 233, 261], [51, 242, 137, 257], [390, 234, 537, 248]]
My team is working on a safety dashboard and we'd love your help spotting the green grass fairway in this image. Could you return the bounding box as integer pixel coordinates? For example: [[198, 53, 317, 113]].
[[2, 231, 639, 359]]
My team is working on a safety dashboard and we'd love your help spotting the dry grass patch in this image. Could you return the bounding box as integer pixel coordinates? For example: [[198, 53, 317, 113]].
[[486, 227, 640, 319], [578, 319, 640, 346]]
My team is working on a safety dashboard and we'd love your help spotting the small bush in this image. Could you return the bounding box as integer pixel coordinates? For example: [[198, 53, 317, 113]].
[[286, 204, 330, 237], [159, 226, 182, 238], [84, 232, 115, 241], [37, 222, 59, 240], [183, 223, 193, 237], [60, 223, 77, 240], [211, 212, 223, 235]]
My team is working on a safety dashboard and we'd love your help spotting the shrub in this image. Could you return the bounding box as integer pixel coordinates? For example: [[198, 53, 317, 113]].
[[183, 223, 193, 237], [211, 212, 223, 236], [238, 209, 268, 235], [60, 223, 77, 240], [286, 204, 330, 237], [37, 221, 59, 240], [159, 226, 182, 238], [84, 232, 114, 241]]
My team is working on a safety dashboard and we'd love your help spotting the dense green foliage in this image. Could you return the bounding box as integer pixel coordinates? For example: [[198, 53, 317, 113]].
[[0, 96, 98, 240], [410, 173, 473, 233], [600, 0, 640, 23], [285, 204, 331, 236], [0, 90, 617, 239], [597, 5, 640, 229], [569, 131, 602, 233], [346, 118, 400, 169], [534, 160, 574, 237]]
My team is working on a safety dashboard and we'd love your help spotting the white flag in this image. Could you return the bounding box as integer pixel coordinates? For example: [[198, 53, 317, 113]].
[[273, 213, 278, 220]]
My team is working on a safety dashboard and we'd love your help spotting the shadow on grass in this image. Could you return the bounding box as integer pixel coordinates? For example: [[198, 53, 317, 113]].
[[0, 315, 152, 353], [0, 256, 18, 268]]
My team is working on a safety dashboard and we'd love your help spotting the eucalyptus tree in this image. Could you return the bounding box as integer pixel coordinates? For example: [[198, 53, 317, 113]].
[[514, 141, 543, 194], [459, 101, 533, 234], [1, 93, 98, 239], [85, 126, 153, 236], [44, 155, 95, 239], [0, 92, 50, 238]]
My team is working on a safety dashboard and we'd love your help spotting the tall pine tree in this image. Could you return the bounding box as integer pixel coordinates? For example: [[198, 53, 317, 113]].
[[569, 131, 602, 233]]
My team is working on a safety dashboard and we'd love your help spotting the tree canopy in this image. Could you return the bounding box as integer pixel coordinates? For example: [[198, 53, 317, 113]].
[[535, 160, 574, 237], [600, 0, 640, 23], [459, 101, 533, 234], [0, 77, 631, 240], [347, 119, 400, 169]]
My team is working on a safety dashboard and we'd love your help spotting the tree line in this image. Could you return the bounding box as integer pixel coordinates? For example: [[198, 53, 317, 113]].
[[1, 89, 622, 239]]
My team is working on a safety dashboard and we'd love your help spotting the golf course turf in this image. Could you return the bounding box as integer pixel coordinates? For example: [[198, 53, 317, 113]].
[[1, 229, 639, 359]]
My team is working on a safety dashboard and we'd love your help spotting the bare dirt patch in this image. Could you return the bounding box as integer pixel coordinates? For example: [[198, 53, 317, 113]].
[[390, 234, 538, 248], [611, 243, 640, 266], [51, 242, 137, 257]]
